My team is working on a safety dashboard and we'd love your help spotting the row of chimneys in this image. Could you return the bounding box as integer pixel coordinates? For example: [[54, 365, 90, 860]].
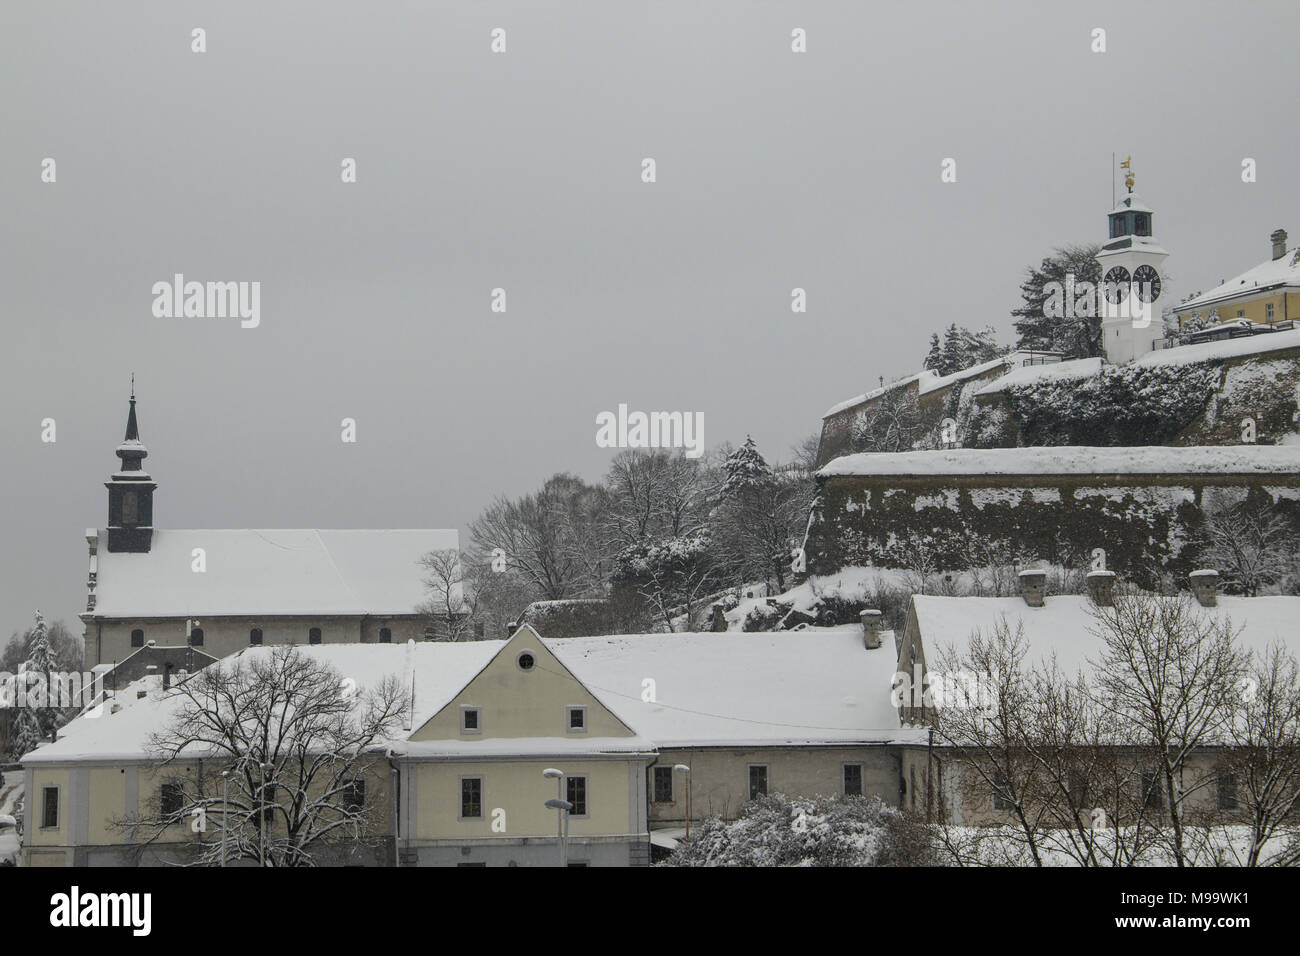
[[1018, 567, 1222, 609]]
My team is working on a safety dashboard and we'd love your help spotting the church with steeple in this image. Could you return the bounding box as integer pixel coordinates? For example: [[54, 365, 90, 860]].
[[82, 388, 463, 669]]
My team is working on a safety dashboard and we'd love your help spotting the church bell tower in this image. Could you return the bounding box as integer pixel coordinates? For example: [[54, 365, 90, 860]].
[[1095, 157, 1170, 364], [105, 380, 156, 553]]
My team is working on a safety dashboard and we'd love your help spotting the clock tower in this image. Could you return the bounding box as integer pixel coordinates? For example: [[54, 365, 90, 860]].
[[1095, 158, 1169, 364], [105, 381, 156, 553]]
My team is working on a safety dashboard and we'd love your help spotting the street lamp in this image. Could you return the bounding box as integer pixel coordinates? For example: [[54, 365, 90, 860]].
[[542, 768, 565, 866], [258, 760, 274, 867], [673, 764, 692, 841], [220, 770, 230, 867], [544, 799, 573, 867]]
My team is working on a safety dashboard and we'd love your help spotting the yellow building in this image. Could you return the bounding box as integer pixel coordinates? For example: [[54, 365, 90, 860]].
[[1176, 228, 1300, 327], [21, 622, 922, 867]]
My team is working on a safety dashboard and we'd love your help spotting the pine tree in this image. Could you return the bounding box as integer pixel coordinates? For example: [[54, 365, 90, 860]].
[[1011, 243, 1104, 359], [720, 436, 774, 498], [939, 324, 965, 376], [922, 333, 943, 372], [9, 611, 57, 758]]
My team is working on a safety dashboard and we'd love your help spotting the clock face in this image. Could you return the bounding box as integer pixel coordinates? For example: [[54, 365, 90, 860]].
[[1133, 265, 1161, 302], [1103, 266, 1131, 304]]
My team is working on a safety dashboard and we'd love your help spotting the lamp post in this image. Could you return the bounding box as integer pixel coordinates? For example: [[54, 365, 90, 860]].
[[673, 764, 692, 841], [544, 799, 573, 867], [542, 768, 565, 866], [220, 770, 229, 867], [258, 760, 274, 867]]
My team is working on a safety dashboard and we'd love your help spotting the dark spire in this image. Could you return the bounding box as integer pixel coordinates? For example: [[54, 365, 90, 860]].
[[116, 381, 149, 473]]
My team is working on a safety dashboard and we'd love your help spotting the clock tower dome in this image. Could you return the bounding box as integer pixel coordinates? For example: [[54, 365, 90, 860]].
[[105, 380, 157, 553], [1095, 158, 1169, 364]]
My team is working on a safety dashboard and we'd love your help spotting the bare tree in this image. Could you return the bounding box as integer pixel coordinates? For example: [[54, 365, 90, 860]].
[[1195, 502, 1298, 596], [133, 645, 408, 866], [1089, 590, 1248, 867], [1219, 643, 1300, 866], [417, 548, 472, 641], [850, 388, 923, 453]]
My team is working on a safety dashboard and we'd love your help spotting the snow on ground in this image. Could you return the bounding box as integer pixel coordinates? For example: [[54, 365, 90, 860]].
[[818, 444, 1300, 477], [973, 357, 1103, 396], [1135, 328, 1300, 367], [937, 824, 1296, 866]]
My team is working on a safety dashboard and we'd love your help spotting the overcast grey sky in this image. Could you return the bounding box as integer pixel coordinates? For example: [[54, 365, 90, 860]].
[[3, 1, 1298, 633]]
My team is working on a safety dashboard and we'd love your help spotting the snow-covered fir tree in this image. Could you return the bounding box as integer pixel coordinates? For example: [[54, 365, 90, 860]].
[[9, 611, 56, 758], [719, 436, 774, 498]]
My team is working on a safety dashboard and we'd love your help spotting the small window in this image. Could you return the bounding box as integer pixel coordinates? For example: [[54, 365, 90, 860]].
[[130, 628, 144, 648], [517, 651, 536, 672], [1217, 773, 1237, 811], [992, 773, 1012, 810], [1135, 214, 1150, 236], [379, 627, 392, 644], [121, 490, 138, 524], [748, 765, 768, 800], [652, 766, 674, 803], [189, 627, 204, 647], [1142, 772, 1164, 810], [342, 779, 365, 811], [160, 781, 185, 817], [249, 627, 263, 646], [309, 627, 322, 645], [1237, 309, 1245, 318], [461, 706, 481, 734], [1267, 303, 1275, 322], [843, 764, 863, 797], [567, 706, 587, 733], [566, 776, 588, 817], [461, 777, 483, 819], [42, 786, 59, 828]]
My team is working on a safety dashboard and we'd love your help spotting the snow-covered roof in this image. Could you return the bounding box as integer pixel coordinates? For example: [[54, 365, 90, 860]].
[[1134, 328, 1300, 367], [913, 594, 1300, 679], [823, 353, 1053, 418], [1180, 247, 1300, 311], [25, 626, 920, 764], [90, 529, 459, 618], [916, 354, 1018, 396], [973, 357, 1103, 396], [817, 444, 1300, 479], [822, 371, 931, 419], [1109, 192, 1154, 215]]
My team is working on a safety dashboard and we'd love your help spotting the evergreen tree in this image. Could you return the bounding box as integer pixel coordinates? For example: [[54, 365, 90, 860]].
[[8, 611, 57, 758], [1011, 243, 1104, 359], [922, 333, 944, 372], [719, 436, 774, 498]]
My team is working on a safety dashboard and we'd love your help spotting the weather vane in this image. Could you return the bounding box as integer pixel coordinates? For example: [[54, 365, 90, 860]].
[[1120, 155, 1134, 193]]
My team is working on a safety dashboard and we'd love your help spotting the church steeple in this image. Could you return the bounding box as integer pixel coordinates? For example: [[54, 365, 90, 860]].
[[105, 379, 157, 553]]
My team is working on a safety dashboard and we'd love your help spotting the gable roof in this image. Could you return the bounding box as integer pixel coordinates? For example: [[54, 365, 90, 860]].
[[1180, 247, 1300, 312], [90, 529, 459, 618], [912, 593, 1300, 678], [24, 625, 922, 765]]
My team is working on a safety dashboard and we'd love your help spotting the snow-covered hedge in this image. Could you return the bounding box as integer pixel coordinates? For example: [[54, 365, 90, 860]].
[[659, 793, 936, 867]]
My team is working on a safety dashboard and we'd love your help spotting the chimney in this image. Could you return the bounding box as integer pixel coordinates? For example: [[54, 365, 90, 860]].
[[1271, 228, 1288, 261], [1190, 569, 1219, 608], [860, 609, 883, 649], [1086, 569, 1116, 607], [1018, 569, 1047, 608]]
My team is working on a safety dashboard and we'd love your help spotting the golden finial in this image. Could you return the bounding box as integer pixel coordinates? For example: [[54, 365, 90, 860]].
[[1120, 155, 1134, 193]]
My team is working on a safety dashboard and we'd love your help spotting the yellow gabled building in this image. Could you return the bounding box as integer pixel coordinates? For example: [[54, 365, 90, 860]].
[[1177, 228, 1300, 327]]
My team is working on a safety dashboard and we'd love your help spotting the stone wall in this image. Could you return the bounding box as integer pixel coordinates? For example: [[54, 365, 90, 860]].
[[804, 469, 1300, 587]]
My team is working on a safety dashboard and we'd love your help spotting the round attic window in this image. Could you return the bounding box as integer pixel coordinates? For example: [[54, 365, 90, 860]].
[[516, 650, 536, 672]]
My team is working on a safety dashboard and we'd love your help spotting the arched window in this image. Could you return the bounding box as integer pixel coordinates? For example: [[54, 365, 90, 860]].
[[130, 628, 144, 648], [379, 627, 392, 644], [309, 627, 322, 645], [189, 627, 204, 647], [250, 627, 263, 646]]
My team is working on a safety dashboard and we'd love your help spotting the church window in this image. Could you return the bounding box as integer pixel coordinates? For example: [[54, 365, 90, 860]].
[[131, 628, 144, 647], [748, 765, 768, 800], [379, 627, 392, 643], [189, 627, 204, 646], [309, 627, 322, 645], [843, 764, 863, 797], [250, 627, 263, 646]]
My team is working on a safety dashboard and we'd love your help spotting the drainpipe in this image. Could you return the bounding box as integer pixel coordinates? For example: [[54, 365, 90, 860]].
[[387, 752, 401, 868]]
